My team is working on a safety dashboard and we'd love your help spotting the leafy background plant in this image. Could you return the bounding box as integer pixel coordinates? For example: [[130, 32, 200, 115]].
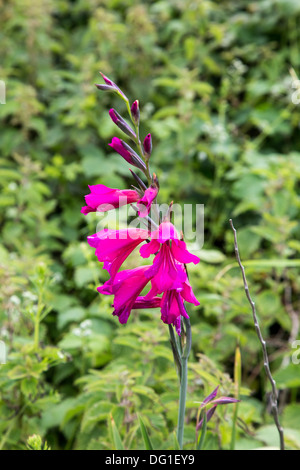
[[1, 0, 300, 450]]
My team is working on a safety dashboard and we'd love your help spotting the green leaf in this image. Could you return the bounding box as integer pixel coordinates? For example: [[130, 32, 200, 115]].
[[138, 414, 154, 450], [173, 431, 180, 450], [198, 249, 226, 264], [273, 364, 300, 388], [110, 414, 124, 450], [197, 410, 207, 450], [57, 307, 85, 330], [21, 377, 38, 397]]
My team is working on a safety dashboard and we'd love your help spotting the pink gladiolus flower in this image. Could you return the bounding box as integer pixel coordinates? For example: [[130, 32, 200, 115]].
[[133, 296, 161, 309], [87, 228, 149, 292], [81, 184, 140, 215], [158, 276, 200, 334], [140, 222, 200, 294], [98, 265, 152, 324], [137, 186, 158, 217], [160, 289, 189, 335], [138, 221, 200, 333]]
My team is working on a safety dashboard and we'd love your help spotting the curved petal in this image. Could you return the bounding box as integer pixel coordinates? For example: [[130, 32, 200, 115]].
[[151, 222, 179, 243], [137, 187, 158, 218], [139, 239, 160, 259], [171, 239, 200, 265]]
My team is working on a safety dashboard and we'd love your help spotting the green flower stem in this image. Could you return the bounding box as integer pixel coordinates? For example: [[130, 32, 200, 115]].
[[168, 324, 182, 379], [33, 293, 43, 352], [177, 317, 192, 449]]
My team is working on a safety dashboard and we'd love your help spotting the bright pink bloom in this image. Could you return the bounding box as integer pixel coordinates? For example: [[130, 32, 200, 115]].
[[88, 221, 200, 333], [81, 184, 139, 215], [98, 265, 152, 324], [137, 186, 158, 217], [87, 228, 149, 291], [159, 277, 200, 334], [138, 222, 200, 333], [140, 222, 200, 294], [133, 296, 161, 309], [161, 289, 189, 335]]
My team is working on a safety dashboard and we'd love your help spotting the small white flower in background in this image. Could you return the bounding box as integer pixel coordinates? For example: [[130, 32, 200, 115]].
[[23, 291, 38, 302], [57, 351, 65, 360], [10, 295, 21, 306], [8, 182, 17, 191], [72, 328, 82, 337], [80, 319, 92, 329]]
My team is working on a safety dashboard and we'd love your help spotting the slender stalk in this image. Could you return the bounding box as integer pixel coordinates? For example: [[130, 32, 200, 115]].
[[230, 345, 241, 450], [177, 317, 192, 449], [33, 293, 42, 352], [229, 219, 285, 450], [197, 410, 207, 450], [168, 324, 182, 380]]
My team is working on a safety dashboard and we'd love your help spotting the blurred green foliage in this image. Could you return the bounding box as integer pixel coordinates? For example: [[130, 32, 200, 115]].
[[1, 0, 300, 450]]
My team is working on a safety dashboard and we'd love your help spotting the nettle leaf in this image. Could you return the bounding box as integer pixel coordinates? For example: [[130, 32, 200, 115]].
[[198, 249, 226, 264], [81, 402, 114, 433], [283, 404, 300, 429], [273, 364, 300, 388], [131, 385, 159, 403], [57, 307, 86, 330], [20, 377, 39, 397]]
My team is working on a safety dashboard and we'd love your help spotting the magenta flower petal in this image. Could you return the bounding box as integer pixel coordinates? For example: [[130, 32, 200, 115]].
[[137, 186, 158, 218], [133, 296, 161, 309], [160, 289, 189, 335], [151, 222, 180, 243], [103, 265, 152, 324], [87, 228, 149, 287], [171, 239, 200, 265], [81, 205, 94, 215], [181, 278, 200, 306], [82, 184, 140, 214], [145, 245, 187, 293], [139, 239, 160, 258]]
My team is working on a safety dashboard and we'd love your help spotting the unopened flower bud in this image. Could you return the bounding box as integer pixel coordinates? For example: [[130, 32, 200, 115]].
[[152, 172, 159, 189], [131, 100, 140, 125], [109, 137, 146, 171], [95, 72, 128, 101], [143, 133, 152, 158], [109, 109, 136, 140]]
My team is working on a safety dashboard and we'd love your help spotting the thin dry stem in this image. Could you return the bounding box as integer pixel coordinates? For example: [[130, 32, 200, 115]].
[[229, 219, 285, 451]]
